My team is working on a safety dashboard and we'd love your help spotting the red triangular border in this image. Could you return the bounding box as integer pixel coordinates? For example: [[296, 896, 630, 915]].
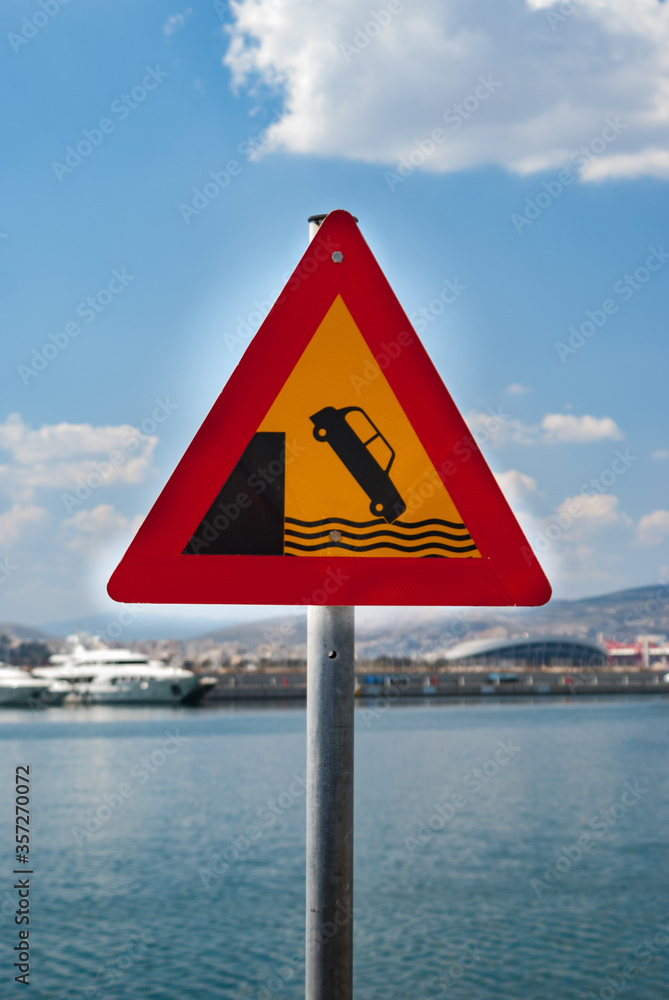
[[108, 211, 551, 607]]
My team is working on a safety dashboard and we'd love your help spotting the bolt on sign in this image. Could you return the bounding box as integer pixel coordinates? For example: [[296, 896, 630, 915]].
[[108, 210, 551, 607]]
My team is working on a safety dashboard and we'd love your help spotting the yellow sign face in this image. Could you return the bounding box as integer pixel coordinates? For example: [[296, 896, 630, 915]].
[[257, 296, 479, 558]]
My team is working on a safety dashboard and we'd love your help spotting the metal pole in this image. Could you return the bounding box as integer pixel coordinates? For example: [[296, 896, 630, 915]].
[[306, 604, 355, 1000], [305, 213, 355, 1000]]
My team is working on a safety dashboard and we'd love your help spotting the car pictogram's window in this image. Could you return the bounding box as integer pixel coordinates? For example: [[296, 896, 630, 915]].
[[344, 409, 393, 471], [345, 408, 376, 442], [365, 435, 393, 472]]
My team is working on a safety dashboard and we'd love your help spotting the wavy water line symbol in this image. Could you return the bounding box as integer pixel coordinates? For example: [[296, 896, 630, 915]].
[[285, 516, 477, 556]]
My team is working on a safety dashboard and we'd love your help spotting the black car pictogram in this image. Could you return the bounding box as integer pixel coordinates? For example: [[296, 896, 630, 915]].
[[310, 406, 407, 523]]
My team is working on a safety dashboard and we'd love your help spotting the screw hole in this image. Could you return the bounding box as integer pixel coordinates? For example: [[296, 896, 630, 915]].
[[328, 650, 337, 659], [329, 530, 342, 542], [331, 251, 343, 263]]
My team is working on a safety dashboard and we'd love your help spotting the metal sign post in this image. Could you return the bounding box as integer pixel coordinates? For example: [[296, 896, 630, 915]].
[[306, 604, 355, 1000], [306, 214, 354, 1000]]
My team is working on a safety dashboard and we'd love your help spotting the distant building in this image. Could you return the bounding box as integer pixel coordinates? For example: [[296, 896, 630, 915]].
[[442, 634, 606, 668], [605, 635, 669, 668]]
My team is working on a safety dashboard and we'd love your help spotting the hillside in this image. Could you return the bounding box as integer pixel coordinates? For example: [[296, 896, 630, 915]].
[[2, 583, 663, 667], [178, 583, 669, 665]]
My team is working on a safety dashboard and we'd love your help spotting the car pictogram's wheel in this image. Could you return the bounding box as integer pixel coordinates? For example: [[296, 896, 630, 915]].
[[313, 426, 328, 441], [370, 500, 385, 516]]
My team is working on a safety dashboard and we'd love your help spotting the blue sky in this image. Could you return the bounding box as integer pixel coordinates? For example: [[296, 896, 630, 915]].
[[2, 0, 668, 631]]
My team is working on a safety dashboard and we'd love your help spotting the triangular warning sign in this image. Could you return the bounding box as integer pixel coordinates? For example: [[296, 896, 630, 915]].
[[108, 211, 550, 606]]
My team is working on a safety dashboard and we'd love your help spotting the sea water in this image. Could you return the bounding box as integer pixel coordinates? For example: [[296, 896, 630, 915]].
[[0, 696, 667, 999]]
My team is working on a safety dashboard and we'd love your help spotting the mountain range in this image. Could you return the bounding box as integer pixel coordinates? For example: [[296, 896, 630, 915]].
[[1, 583, 666, 662], [180, 583, 669, 662]]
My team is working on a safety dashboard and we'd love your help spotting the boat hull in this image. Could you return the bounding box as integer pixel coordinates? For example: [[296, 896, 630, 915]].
[[0, 681, 49, 706], [65, 674, 203, 705]]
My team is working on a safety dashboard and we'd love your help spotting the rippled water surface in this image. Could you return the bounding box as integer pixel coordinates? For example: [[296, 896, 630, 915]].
[[0, 696, 668, 999]]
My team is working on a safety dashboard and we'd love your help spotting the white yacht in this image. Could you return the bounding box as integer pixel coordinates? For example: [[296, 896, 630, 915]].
[[33, 640, 215, 705], [0, 662, 68, 707]]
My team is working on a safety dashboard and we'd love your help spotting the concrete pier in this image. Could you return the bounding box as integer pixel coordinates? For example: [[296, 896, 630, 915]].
[[203, 669, 669, 701]]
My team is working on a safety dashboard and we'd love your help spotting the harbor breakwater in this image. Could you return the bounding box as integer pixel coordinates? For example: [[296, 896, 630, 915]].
[[203, 669, 669, 701]]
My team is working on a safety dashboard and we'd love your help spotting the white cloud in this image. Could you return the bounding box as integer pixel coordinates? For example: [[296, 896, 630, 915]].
[[636, 509, 669, 547], [505, 383, 531, 396], [466, 410, 623, 447], [557, 493, 631, 529], [0, 414, 158, 500], [494, 469, 542, 505], [62, 505, 143, 554], [0, 503, 49, 546], [223, 0, 669, 180], [581, 148, 669, 182], [540, 413, 624, 443], [551, 543, 625, 589], [651, 449, 669, 460], [466, 409, 537, 446], [524, 492, 632, 591], [163, 8, 192, 35]]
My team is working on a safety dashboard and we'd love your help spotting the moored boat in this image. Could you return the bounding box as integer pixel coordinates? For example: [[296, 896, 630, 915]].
[[32, 640, 215, 705], [0, 662, 57, 706]]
